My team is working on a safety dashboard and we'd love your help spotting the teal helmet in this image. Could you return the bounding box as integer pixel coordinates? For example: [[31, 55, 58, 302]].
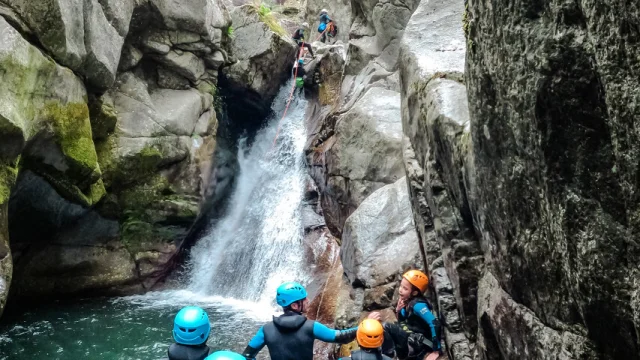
[[298, 59, 304, 64], [173, 306, 211, 345], [276, 281, 307, 307], [205, 351, 246, 360]]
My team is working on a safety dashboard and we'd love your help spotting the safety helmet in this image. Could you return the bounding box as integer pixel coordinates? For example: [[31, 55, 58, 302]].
[[356, 319, 384, 348], [402, 269, 429, 293], [173, 306, 211, 345], [298, 59, 304, 64], [205, 351, 246, 360], [320, 9, 328, 14], [276, 281, 308, 307], [302, 22, 309, 28]]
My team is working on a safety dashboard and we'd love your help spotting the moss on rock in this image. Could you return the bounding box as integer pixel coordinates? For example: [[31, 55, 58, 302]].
[[0, 162, 19, 205], [42, 101, 100, 180]]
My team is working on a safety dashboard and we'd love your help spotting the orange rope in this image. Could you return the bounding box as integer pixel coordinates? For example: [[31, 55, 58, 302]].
[[270, 27, 329, 150]]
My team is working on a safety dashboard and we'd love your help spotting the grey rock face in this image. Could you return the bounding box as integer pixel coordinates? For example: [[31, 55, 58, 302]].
[[222, 5, 296, 115], [2, 0, 126, 89], [341, 177, 421, 288], [399, 0, 481, 358], [466, 0, 640, 358]]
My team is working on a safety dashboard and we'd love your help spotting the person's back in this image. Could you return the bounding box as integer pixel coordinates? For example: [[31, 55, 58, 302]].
[[340, 349, 392, 360], [168, 343, 210, 360], [263, 311, 316, 359], [243, 282, 357, 360]]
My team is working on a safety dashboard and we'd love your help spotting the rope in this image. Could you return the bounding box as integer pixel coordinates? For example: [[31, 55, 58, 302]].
[[270, 27, 329, 150]]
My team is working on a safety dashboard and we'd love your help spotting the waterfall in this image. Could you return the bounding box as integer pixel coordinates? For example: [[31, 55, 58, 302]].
[[186, 81, 310, 306]]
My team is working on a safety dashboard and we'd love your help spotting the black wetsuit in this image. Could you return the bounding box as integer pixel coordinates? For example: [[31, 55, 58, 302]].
[[292, 29, 314, 56], [339, 349, 393, 360], [243, 311, 357, 360], [381, 297, 441, 360], [167, 343, 210, 360]]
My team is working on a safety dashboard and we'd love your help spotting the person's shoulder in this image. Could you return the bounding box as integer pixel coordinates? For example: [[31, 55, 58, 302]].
[[412, 299, 431, 314]]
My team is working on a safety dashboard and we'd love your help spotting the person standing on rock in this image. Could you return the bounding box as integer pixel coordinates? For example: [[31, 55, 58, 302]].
[[338, 319, 393, 360], [292, 23, 315, 57], [368, 270, 442, 360], [242, 281, 358, 360], [318, 9, 337, 43]]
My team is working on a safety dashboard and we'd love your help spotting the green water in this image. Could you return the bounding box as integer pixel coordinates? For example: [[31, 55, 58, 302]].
[[0, 291, 272, 360]]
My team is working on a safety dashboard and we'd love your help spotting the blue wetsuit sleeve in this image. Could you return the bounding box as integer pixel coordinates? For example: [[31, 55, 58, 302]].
[[413, 302, 441, 350], [248, 326, 266, 348], [243, 326, 266, 359], [312, 322, 358, 343]]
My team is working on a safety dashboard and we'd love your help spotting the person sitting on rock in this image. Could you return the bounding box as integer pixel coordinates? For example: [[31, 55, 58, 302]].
[[368, 270, 442, 360], [338, 319, 392, 360], [318, 9, 334, 43], [292, 59, 307, 95], [292, 23, 315, 57], [204, 350, 246, 360], [242, 281, 358, 360], [168, 306, 212, 360]]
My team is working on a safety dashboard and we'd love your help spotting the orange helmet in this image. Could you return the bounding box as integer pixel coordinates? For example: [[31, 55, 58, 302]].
[[403, 269, 429, 293], [356, 319, 384, 348]]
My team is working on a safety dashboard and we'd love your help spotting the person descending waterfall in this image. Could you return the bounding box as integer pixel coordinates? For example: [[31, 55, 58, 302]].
[[205, 350, 246, 360], [168, 306, 212, 360], [292, 59, 307, 95], [292, 23, 314, 57], [318, 9, 337, 43], [242, 281, 358, 360], [338, 319, 392, 360], [368, 270, 442, 360]]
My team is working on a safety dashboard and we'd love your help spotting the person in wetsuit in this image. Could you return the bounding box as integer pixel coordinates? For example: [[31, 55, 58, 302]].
[[369, 270, 442, 360], [205, 350, 246, 360], [339, 319, 392, 360], [168, 306, 211, 360], [292, 23, 315, 57], [242, 281, 358, 360], [292, 58, 307, 95]]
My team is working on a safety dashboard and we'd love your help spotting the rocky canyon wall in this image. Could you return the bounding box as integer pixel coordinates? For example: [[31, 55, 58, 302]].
[[308, 0, 640, 358], [0, 0, 296, 315]]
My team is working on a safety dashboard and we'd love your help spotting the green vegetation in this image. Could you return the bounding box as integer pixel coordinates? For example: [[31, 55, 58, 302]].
[[0, 162, 19, 205], [226, 25, 234, 37], [249, 1, 287, 37]]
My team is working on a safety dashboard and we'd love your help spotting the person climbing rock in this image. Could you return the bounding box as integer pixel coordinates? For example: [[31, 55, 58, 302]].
[[292, 58, 307, 95], [242, 281, 358, 360], [338, 319, 392, 360], [204, 350, 246, 360], [318, 9, 333, 43], [168, 306, 212, 360], [292, 22, 314, 57], [368, 270, 442, 360]]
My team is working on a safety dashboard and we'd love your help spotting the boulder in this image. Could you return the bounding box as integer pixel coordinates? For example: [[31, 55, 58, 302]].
[[2, 0, 125, 89], [222, 5, 297, 118], [344, 0, 419, 76], [316, 87, 404, 235], [0, 16, 104, 208], [150, 0, 231, 40], [341, 177, 421, 288]]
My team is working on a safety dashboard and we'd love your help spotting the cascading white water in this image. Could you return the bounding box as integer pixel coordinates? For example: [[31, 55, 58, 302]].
[[186, 81, 310, 306]]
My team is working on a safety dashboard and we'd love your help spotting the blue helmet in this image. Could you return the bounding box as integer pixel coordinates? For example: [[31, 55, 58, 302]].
[[205, 351, 246, 360], [298, 59, 304, 64], [276, 281, 307, 307], [173, 306, 211, 345]]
